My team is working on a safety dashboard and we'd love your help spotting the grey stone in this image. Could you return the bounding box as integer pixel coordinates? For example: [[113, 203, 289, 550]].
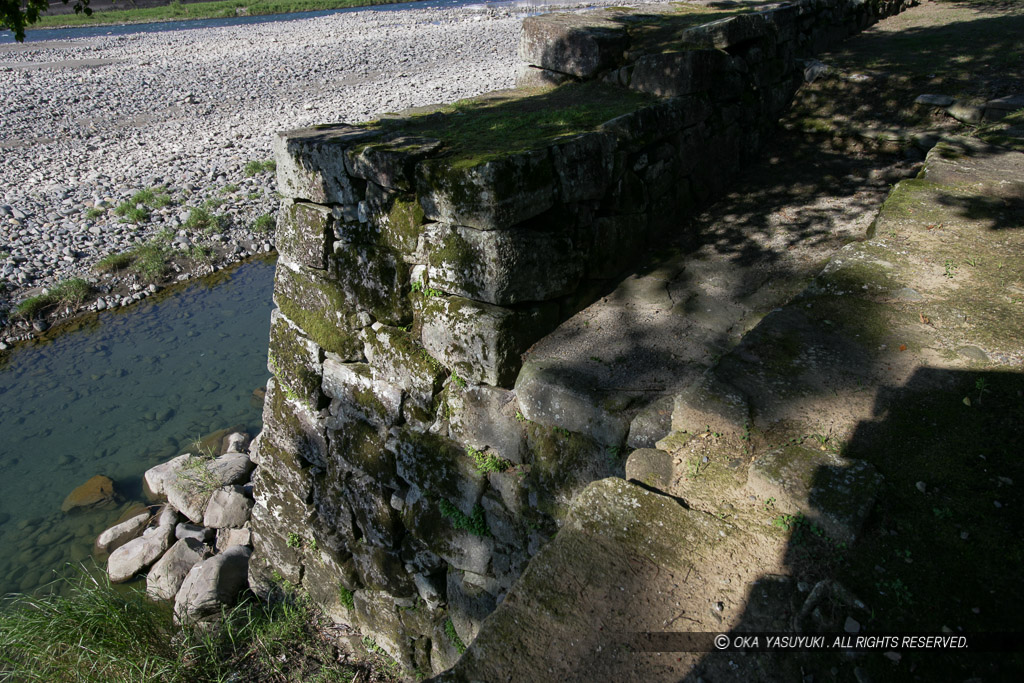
[[361, 325, 444, 417], [174, 545, 253, 623], [671, 373, 750, 436], [624, 448, 674, 491], [421, 296, 558, 387], [518, 12, 628, 79], [175, 523, 215, 543], [203, 485, 254, 529], [626, 395, 674, 449], [423, 222, 582, 305], [345, 135, 441, 192], [147, 537, 212, 601], [630, 50, 735, 98], [143, 454, 191, 499], [417, 148, 555, 231], [222, 432, 250, 455], [957, 346, 989, 362], [413, 572, 445, 611], [945, 103, 984, 125], [748, 446, 883, 544], [984, 94, 1024, 121], [915, 94, 955, 108], [447, 384, 526, 464], [447, 568, 497, 646], [276, 200, 332, 270], [216, 527, 253, 551], [95, 511, 150, 553], [515, 358, 631, 447], [322, 358, 402, 427], [107, 522, 174, 583], [273, 125, 380, 204]]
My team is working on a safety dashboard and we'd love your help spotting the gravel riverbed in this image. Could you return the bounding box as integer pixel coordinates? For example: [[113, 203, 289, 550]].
[[0, 1, 667, 345]]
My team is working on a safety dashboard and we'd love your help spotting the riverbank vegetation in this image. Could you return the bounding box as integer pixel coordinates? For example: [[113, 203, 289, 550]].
[[0, 568, 389, 682], [29, 0, 415, 31]]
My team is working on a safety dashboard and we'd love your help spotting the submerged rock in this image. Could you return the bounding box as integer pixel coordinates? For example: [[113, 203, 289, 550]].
[[61, 474, 117, 513]]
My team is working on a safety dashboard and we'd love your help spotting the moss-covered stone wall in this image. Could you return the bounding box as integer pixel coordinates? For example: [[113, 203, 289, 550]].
[[248, 0, 917, 675]]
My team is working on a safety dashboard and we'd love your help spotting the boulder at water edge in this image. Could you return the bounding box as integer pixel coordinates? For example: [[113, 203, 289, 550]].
[[95, 510, 151, 553], [147, 537, 212, 600], [107, 520, 175, 583], [174, 545, 252, 623]]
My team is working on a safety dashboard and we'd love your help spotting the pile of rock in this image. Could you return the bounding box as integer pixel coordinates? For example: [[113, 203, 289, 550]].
[[97, 431, 256, 623]]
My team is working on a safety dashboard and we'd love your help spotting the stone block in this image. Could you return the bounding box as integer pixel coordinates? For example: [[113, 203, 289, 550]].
[[624, 448, 673, 491], [400, 495, 494, 575], [325, 415, 396, 488], [346, 135, 442, 192], [679, 12, 772, 50], [585, 214, 648, 280], [748, 446, 883, 544], [390, 430, 485, 518], [626, 395, 674, 449], [515, 358, 630, 447], [276, 200, 332, 270], [374, 192, 427, 257], [345, 474, 404, 549], [421, 296, 558, 387], [630, 50, 738, 99], [671, 372, 750, 436], [353, 590, 414, 669], [268, 310, 325, 410], [515, 64, 575, 88], [447, 568, 497, 646], [417, 148, 556, 231], [447, 384, 527, 464], [259, 378, 329, 470], [519, 13, 629, 79], [352, 545, 416, 597], [302, 549, 358, 622], [274, 124, 380, 203], [550, 131, 615, 202], [272, 264, 364, 360], [330, 239, 410, 326], [423, 223, 581, 305], [362, 325, 446, 416], [322, 358, 402, 428]]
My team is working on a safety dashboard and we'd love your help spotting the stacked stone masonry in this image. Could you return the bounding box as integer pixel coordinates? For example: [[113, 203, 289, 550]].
[[248, 0, 917, 674]]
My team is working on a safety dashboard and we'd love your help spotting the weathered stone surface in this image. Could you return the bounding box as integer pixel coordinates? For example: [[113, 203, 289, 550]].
[[95, 511, 150, 553], [519, 12, 629, 79], [515, 64, 574, 89], [274, 124, 380, 203], [984, 94, 1024, 121], [585, 214, 649, 279], [447, 568, 497, 646], [273, 263, 364, 360], [438, 478, 726, 681], [599, 98, 710, 152], [268, 310, 324, 410], [176, 523, 215, 543], [550, 131, 615, 202], [352, 543, 417, 597], [216, 527, 253, 552], [417, 148, 556, 231], [325, 414, 395, 487], [346, 474, 404, 549], [515, 358, 630, 447], [945, 102, 984, 125], [221, 432, 251, 455], [323, 358, 403, 428], [203, 486, 254, 529], [390, 431, 485, 517], [362, 325, 445, 416], [626, 395, 674, 449], [107, 521, 174, 583], [147, 537, 211, 601], [630, 49, 738, 98], [624, 448, 673, 491], [421, 296, 558, 387], [915, 93, 955, 108], [447, 384, 526, 464], [748, 446, 883, 543], [61, 475, 116, 513], [671, 372, 750, 436], [400, 495, 494, 575], [276, 200, 333, 270], [346, 135, 442, 191], [143, 454, 190, 499], [302, 550, 358, 622], [163, 453, 254, 525], [260, 378, 329, 471], [679, 11, 772, 50], [175, 545, 253, 623], [353, 590, 414, 670], [330, 239, 410, 325], [423, 222, 581, 305]]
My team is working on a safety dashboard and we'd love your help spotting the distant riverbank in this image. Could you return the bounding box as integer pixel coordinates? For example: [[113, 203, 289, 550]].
[[28, 0, 413, 30]]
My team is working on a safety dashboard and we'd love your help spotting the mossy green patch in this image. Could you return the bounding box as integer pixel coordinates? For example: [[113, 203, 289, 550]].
[[273, 266, 362, 358], [383, 194, 425, 254], [360, 81, 656, 167]]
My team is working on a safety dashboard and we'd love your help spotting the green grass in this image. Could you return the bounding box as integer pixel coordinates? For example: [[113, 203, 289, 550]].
[[253, 213, 276, 234], [93, 252, 134, 273], [244, 159, 278, 177], [113, 187, 175, 224], [85, 207, 106, 220], [0, 568, 369, 683], [444, 618, 466, 655], [12, 278, 93, 319], [184, 207, 229, 233]]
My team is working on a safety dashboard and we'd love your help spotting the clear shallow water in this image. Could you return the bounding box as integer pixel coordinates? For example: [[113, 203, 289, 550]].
[[0, 257, 275, 595]]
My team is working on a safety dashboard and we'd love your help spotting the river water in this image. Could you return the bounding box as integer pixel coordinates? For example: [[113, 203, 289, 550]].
[[0, 257, 275, 595]]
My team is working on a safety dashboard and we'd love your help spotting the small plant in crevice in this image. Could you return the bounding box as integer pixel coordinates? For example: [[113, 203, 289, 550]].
[[450, 371, 467, 389], [438, 499, 490, 538], [444, 618, 467, 655], [286, 532, 302, 549], [467, 446, 510, 474], [338, 585, 355, 610], [410, 279, 444, 298]]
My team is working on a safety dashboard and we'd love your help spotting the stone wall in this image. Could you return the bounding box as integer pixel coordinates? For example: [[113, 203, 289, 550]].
[[248, 0, 916, 674]]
